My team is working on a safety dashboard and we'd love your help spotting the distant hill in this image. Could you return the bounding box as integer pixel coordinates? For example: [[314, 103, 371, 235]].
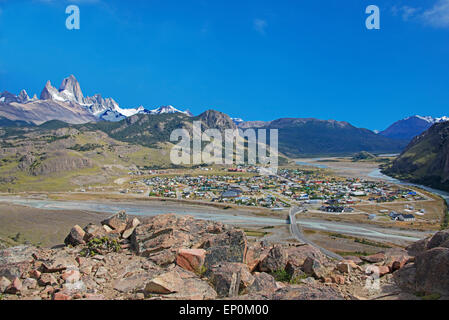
[[243, 118, 408, 157], [351, 151, 377, 162], [380, 115, 449, 141], [383, 122, 449, 191], [0, 116, 34, 128]]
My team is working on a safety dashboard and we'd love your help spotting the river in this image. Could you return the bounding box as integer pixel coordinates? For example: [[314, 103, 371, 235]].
[[0, 195, 426, 243]]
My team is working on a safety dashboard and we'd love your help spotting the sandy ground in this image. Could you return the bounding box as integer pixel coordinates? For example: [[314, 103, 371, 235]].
[[295, 157, 381, 179], [0, 203, 110, 248]]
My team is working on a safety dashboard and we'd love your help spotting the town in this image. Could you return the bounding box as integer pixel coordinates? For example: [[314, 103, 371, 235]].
[[110, 165, 434, 226]]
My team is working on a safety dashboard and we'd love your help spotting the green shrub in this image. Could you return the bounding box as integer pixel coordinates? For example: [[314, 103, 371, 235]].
[[80, 236, 121, 257]]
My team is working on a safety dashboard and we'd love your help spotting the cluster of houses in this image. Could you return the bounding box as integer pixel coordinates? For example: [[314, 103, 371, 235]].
[[128, 167, 428, 220]]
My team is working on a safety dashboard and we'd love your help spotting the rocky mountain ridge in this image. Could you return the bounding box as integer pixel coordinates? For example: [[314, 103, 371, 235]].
[[0, 75, 191, 125]]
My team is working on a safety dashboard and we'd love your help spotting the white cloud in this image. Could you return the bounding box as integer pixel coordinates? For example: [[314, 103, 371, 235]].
[[253, 19, 267, 35], [391, 5, 421, 21], [422, 0, 449, 28], [392, 0, 449, 29]]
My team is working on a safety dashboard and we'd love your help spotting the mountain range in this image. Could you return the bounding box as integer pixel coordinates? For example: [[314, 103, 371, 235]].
[[379, 115, 449, 141], [2, 75, 447, 157], [0, 75, 192, 125]]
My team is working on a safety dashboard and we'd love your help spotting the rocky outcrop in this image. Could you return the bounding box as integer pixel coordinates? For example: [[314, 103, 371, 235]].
[[258, 245, 288, 273], [395, 231, 449, 297], [203, 229, 247, 269], [1, 212, 408, 301], [176, 249, 206, 273], [208, 262, 254, 297]]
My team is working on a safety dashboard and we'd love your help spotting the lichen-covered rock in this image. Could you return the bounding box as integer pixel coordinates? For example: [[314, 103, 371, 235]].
[[245, 242, 270, 272], [259, 245, 288, 273], [303, 256, 326, 279], [203, 229, 247, 269], [247, 272, 277, 294], [0, 245, 35, 279], [272, 284, 344, 300], [414, 247, 449, 295], [208, 262, 254, 298]]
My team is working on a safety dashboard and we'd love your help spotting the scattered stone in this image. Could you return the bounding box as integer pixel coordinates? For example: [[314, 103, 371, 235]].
[[361, 252, 385, 263], [286, 244, 326, 266], [5, 277, 22, 294], [29, 269, 41, 279], [272, 283, 344, 300], [167, 278, 217, 300], [122, 217, 140, 239], [54, 291, 72, 300], [145, 270, 185, 294], [83, 223, 107, 242], [101, 211, 128, 233], [331, 275, 345, 285], [61, 270, 81, 283], [22, 278, 38, 290], [0, 276, 12, 293], [38, 273, 58, 286], [64, 225, 86, 246], [95, 266, 109, 278], [303, 256, 326, 279], [113, 273, 153, 293], [0, 245, 35, 279], [148, 250, 176, 266]]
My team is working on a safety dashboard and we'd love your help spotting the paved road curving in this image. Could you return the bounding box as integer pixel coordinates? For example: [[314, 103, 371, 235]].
[[289, 205, 343, 260]]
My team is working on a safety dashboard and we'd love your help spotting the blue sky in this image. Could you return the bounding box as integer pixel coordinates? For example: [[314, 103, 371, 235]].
[[0, 0, 448, 131]]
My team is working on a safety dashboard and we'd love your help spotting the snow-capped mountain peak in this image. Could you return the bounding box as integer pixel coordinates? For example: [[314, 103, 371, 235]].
[[149, 105, 191, 116], [2, 75, 193, 123], [409, 115, 449, 124]]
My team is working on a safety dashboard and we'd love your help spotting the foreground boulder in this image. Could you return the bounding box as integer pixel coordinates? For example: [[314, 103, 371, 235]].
[[176, 249, 206, 273], [145, 270, 185, 294], [208, 262, 254, 298], [64, 225, 86, 246], [303, 257, 327, 279], [245, 242, 270, 272], [259, 245, 288, 273], [395, 231, 449, 297], [247, 272, 277, 294], [426, 231, 449, 250], [101, 211, 128, 233], [414, 247, 449, 295], [203, 229, 247, 269]]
